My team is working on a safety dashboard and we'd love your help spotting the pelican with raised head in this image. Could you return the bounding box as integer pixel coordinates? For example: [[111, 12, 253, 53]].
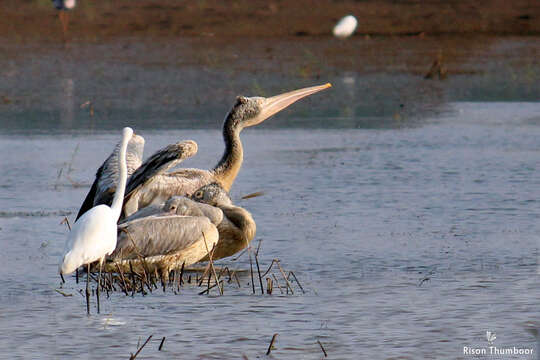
[[122, 83, 332, 217]]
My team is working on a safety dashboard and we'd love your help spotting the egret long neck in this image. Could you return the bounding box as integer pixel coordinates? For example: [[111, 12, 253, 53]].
[[213, 117, 243, 191], [111, 133, 130, 220]]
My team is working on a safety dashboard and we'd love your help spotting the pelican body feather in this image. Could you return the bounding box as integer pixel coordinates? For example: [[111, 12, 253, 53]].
[[119, 84, 331, 217], [107, 215, 219, 276]]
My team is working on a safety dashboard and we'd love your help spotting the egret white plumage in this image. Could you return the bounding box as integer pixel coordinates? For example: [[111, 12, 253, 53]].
[[333, 15, 358, 38], [59, 127, 133, 313]]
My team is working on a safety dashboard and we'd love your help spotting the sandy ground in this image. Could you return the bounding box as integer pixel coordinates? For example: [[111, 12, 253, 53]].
[[2, 0, 539, 42]]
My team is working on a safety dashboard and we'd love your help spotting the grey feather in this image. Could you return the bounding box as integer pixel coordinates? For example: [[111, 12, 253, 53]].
[[112, 215, 215, 260], [76, 134, 144, 220]]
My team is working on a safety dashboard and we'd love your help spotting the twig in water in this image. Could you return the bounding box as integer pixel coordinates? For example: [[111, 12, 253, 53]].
[[276, 261, 294, 294], [317, 340, 328, 357], [247, 246, 255, 294], [287, 271, 305, 294], [255, 239, 263, 257], [261, 259, 279, 278], [55, 289, 72, 297], [179, 261, 185, 287], [85, 263, 90, 315], [129, 261, 136, 297], [271, 274, 284, 294], [266, 277, 273, 295], [67, 143, 79, 174], [202, 232, 223, 295], [130, 335, 153, 360], [254, 250, 264, 295], [54, 167, 63, 190], [116, 263, 129, 296], [240, 191, 265, 200], [60, 216, 72, 231], [158, 337, 166, 351], [418, 277, 430, 286], [232, 272, 241, 288], [160, 271, 166, 293], [266, 333, 278, 355], [198, 280, 224, 295], [230, 247, 248, 261]]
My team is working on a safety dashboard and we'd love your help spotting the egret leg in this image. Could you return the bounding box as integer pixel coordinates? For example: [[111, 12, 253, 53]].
[[86, 263, 90, 315], [60, 273, 65, 284], [96, 261, 102, 314], [76, 268, 79, 284]]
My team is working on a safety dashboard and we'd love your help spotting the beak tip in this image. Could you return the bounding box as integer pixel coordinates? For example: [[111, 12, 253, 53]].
[[324, 83, 332, 88]]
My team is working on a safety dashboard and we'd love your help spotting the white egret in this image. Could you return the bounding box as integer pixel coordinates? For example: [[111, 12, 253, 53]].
[[59, 127, 133, 313], [333, 15, 358, 38]]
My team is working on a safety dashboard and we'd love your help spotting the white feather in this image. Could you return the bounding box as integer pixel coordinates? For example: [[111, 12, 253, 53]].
[[59, 127, 133, 275]]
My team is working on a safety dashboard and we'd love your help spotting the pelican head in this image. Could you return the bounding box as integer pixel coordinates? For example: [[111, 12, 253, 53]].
[[228, 83, 332, 129], [191, 183, 233, 207]]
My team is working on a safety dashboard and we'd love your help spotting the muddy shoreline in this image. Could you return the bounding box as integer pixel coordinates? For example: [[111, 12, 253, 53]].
[[3, 0, 539, 43]]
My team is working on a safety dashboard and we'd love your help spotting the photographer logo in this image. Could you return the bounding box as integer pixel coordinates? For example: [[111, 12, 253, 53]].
[[463, 331, 534, 357]]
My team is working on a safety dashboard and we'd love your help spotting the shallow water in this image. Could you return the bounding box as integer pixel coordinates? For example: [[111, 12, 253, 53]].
[[0, 37, 539, 359]]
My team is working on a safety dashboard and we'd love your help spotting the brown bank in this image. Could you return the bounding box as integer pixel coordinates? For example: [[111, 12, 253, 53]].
[[2, 0, 539, 42]]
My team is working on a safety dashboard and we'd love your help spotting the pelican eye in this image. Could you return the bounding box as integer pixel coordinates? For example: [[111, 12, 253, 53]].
[[195, 190, 203, 199]]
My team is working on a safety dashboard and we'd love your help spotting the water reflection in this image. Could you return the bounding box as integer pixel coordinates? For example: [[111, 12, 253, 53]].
[[59, 77, 75, 128], [0, 37, 538, 133]]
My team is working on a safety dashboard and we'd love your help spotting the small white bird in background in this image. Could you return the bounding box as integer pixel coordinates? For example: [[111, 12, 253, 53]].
[[52, 0, 77, 40], [59, 127, 133, 314], [52, 0, 76, 10], [333, 15, 358, 38]]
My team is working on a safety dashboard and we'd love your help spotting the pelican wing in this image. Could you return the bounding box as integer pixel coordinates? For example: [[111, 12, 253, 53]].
[[124, 140, 198, 200], [111, 215, 214, 260], [118, 203, 164, 224], [76, 135, 145, 220], [75, 169, 102, 220]]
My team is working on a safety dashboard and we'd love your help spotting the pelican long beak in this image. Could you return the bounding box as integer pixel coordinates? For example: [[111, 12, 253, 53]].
[[251, 83, 332, 126]]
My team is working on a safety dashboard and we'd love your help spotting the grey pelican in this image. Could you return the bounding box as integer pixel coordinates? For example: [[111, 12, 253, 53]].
[[106, 198, 220, 277], [191, 183, 256, 261], [107, 183, 254, 273], [122, 83, 332, 217], [120, 195, 224, 226]]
